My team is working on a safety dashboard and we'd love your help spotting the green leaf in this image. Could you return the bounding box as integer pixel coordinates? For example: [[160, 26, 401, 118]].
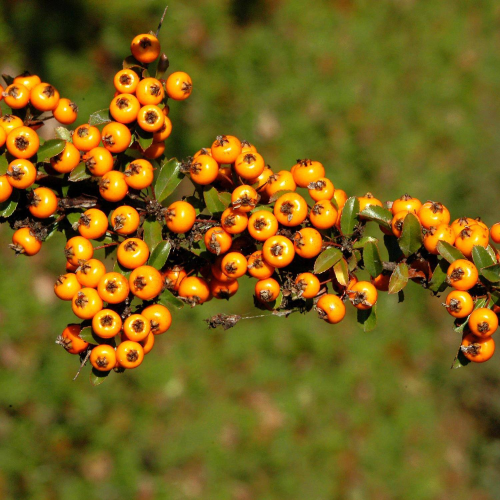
[[136, 127, 154, 151], [217, 191, 232, 208], [348, 249, 362, 272], [203, 186, 227, 215], [0, 190, 19, 218], [485, 245, 497, 262], [363, 241, 383, 278], [79, 326, 116, 346], [68, 163, 91, 182], [55, 126, 72, 142], [66, 211, 82, 226], [388, 262, 409, 294], [158, 288, 184, 309], [428, 258, 450, 293], [472, 245, 495, 272], [123, 55, 144, 71], [398, 213, 422, 257], [340, 196, 360, 236], [37, 139, 66, 162], [357, 303, 378, 332], [451, 349, 471, 369], [353, 236, 378, 249], [453, 298, 488, 335], [333, 258, 349, 286], [0, 154, 8, 175], [143, 218, 162, 252], [148, 240, 171, 270], [113, 260, 132, 278], [437, 240, 465, 263], [359, 205, 392, 228], [383, 235, 403, 262], [481, 263, 500, 283], [89, 108, 112, 126], [2, 74, 14, 86], [269, 190, 294, 204], [155, 158, 184, 203], [313, 247, 342, 274], [90, 367, 110, 386]]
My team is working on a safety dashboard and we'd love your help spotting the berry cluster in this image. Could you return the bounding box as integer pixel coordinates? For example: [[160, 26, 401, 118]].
[[1, 19, 499, 384]]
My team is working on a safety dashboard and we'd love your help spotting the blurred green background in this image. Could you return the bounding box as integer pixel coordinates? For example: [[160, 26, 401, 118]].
[[1, 0, 500, 498]]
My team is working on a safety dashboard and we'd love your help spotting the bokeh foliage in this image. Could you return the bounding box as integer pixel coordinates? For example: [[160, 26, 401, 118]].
[[1, 0, 500, 498]]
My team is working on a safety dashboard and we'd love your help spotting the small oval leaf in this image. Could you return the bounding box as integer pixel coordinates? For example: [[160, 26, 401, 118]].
[[398, 213, 422, 257], [388, 262, 409, 294], [359, 205, 392, 228], [90, 367, 110, 386], [340, 196, 360, 236], [148, 240, 171, 270], [155, 158, 184, 203], [68, 163, 91, 182], [357, 303, 377, 332], [472, 245, 495, 272], [437, 240, 465, 263], [0, 190, 19, 218], [313, 247, 342, 274], [158, 288, 185, 309], [89, 109, 112, 126], [37, 139, 66, 162], [143, 218, 162, 253], [203, 186, 227, 215], [363, 241, 383, 278]]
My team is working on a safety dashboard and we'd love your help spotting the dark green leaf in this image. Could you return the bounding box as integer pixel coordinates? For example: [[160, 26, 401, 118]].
[[437, 240, 465, 263], [158, 288, 184, 309], [68, 163, 91, 182], [0, 190, 19, 218], [55, 126, 72, 142], [79, 326, 116, 346], [333, 258, 349, 286], [2, 74, 14, 86], [353, 236, 378, 249], [143, 218, 162, 252], [428, 258, 450, 293], [363, 241, 383, 278], [0, 154, 8, 175], [451, 349, 471, 369], [383, 235, 404, 262], [388, 262, 409, 294], [313, 247, 342, 274], [398, 213, 422, 257], [136, 127, 154, 151], [480, 264, 500, 283], [37, 139, 66, 162], [88, 108, 111, 126], [340, 196, 360, 236], [155, 158, 184, 203], [357, 303, 378, 332], [123, 55, 144, 70], [148, 240, 171, 270], [90, 367, 110, 386], [203, 186, 227, 215], [359, 205, 392, 228], [472, 245, 495, 272]]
